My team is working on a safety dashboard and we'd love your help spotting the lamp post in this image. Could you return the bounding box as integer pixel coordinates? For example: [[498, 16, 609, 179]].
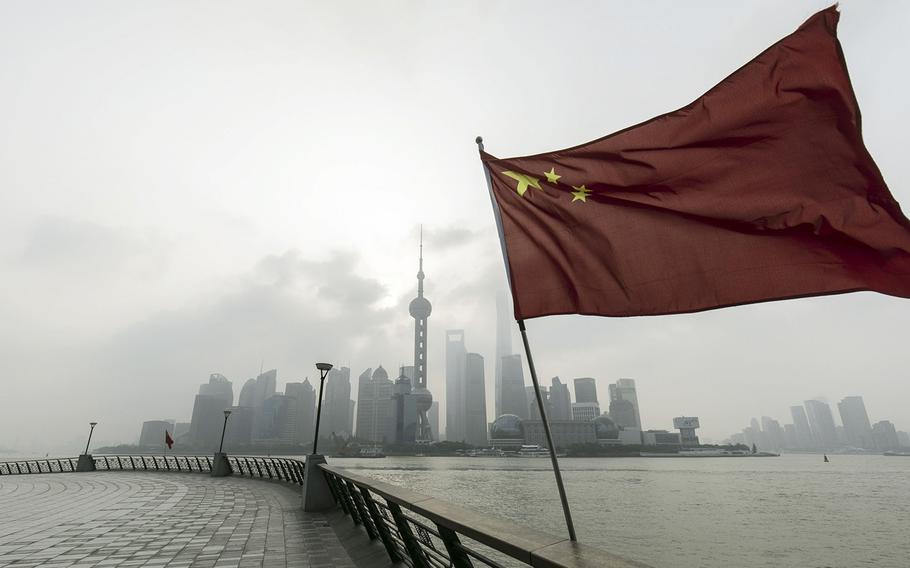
[[84, 422, 97, 455], [312, 362, 333, 455], [218, 410, 231, 454]]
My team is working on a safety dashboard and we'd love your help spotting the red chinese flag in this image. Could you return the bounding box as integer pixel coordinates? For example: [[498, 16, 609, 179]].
[[481, 6, 910, 320], [165, 430, 174, 449]]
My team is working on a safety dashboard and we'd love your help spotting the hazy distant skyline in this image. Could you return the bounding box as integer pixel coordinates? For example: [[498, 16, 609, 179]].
[[2, 1, 908, 452]]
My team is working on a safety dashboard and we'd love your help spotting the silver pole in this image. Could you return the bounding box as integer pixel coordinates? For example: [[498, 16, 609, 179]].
[[518, 320, 577, 541]]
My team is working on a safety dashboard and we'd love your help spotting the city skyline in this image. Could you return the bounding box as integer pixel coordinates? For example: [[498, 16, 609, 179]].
[[3, 1, 910, 453]]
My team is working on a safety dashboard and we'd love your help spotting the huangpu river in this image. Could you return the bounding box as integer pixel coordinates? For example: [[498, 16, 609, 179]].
[[328, 454, 910, 568]]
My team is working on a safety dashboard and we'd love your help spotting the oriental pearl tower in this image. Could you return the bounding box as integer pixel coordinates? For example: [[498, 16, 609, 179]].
[[409, 227, 434, 442]]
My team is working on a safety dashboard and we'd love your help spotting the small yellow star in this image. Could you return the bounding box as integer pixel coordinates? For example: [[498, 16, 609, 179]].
[[502, 171, 541, 197], [544, 167, 561, 184], [571, 184, 592, 203]]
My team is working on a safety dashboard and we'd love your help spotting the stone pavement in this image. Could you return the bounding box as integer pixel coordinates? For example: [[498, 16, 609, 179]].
[[0, 472, 360, 567]]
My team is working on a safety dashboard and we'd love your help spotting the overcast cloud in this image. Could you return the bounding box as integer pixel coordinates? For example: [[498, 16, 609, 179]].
[[1, 0, 908, 453]]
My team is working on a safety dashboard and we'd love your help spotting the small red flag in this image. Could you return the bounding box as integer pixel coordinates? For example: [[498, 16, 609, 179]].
[[165, 430, 174, 449], [482, 7, 910, 319]]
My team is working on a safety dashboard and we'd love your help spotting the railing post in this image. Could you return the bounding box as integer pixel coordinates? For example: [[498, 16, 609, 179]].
[[436, 524, 474, 568], [324, 472, 351, 515], [387, 502, 430, 568], [360, 488, 403, 563], [345, 481, 378, 539]]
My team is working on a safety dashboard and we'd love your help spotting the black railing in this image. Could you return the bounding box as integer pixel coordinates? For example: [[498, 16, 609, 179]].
[[0, 458, 79, 475], [320, 463, 649, 568], [0, 455, 306, 487]]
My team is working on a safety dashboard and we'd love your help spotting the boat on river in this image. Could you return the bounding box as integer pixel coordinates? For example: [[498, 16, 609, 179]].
[[641, 448, 779, 458]]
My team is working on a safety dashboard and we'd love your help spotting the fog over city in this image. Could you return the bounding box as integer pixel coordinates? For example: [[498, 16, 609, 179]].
[[1, 0, 908, 453]]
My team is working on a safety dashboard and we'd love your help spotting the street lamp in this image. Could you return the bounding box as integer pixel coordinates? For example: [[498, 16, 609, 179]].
[[83, 422, 98, 455], [312, 362, 333, 455], [218, 410, 231, 454]]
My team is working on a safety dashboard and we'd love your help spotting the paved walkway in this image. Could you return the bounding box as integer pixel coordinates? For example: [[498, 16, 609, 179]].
[[0, 472, 358, 568]]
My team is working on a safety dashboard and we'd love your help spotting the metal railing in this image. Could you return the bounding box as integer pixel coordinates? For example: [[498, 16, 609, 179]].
[[0, 458, 79, 475], [320, 463, 649, 568], [0, 455, 306, 487]]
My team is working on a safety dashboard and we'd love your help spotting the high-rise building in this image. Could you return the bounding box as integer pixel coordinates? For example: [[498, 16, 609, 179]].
[[527, 386, 550, 421], [408, 230, 434, 442], [321, 366, 353, 437], [896, 431, 910, 448], [837, 396, 874, 449], [356, 366, 394, 443], [238, 379, 256, 407], [428, 401, 440, 442], [872, 420, 900, 450], [673, 417, 700, 447], [250, 369, 278, 438], [390, 368, 419, 444], [804, 400, 838, 450], [138, 420, 175, 447], [445, 330, 467, 442], [189, 374, 234, 449], [224, 406, 253, 448], [285, 379, 316, 446], [761, 416, 785, 451], [495, 290, 513, 418], [500, 354, 528, 419], [549, 377, 572, 420], [255, 394, 295, 443], [574, 378, 598, 404], [609, 398, 635, 428], [571, 402, 601, 422], [608, 379, 641, 430], [464, 353, 488, 446], [790, 405, 816, 449]]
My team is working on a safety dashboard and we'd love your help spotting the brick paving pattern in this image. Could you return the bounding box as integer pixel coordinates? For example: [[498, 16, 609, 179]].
[[0, 472, 357, 567]]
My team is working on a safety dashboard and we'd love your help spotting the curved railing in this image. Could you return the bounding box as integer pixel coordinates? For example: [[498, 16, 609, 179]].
[[0, 458, 79, 475], [320, 463, 649, 568], [0, 455, 306, 487]]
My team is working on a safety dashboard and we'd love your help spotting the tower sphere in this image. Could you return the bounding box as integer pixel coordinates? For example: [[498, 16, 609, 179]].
[[409, 296, 432, 318]]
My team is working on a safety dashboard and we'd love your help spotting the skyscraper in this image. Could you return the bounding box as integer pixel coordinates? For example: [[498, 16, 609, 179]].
[[608, 379, 641, 430], [445, 330, 467, 442], [285, 379, 316, 446], [549, 377, 572, 420], [428, 401, 440, 442], [495, 290, 513, 418], [408, 229, 434, 442], [804, 399, 838, 450], [872, 420, 900, 450], [500, 354, 528, 419], [390, 369, 418, 444], [464, 353, 488, 446], [527, 386, 550, 421], [574, 378, 598, 404], [321, 366, 353, 437], [356, 366, 394, 443], [837, 396, 874, 449], [790, 405, 815, 449], [189, 374, 234, 449]]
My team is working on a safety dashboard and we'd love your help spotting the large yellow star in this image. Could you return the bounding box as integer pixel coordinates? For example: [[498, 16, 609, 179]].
[[544, 167, 561, 184], [502, 171, 541, 197], [571, 184, 592, 203]]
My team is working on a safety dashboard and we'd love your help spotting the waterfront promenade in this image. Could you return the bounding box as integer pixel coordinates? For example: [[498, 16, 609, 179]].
[[0, 472, 359, 568]]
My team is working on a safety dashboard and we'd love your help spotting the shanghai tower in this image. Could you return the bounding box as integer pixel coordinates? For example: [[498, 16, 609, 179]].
[[409, 227, 434, 442]]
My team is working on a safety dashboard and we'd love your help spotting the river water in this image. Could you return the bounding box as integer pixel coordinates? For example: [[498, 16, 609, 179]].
[[327, 454, 910, 568]]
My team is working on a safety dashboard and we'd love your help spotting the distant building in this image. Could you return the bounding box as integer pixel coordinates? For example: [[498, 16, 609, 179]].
[[495, 290, 514, 419], [138, 420, 175, 447], [321, 366, 353, 437], [837, 396, 874, 449], [609, 398, 636, 429], [356, 366, 394, 443], [872, 420, 900, 450], [285, 379, 316, 446], [673, 417, 700, 447], [527, 386, 550, 421], [642, 430, 681, 446], [571, 402, 600, 422], [804, 400, 838, 450], [573, 378, 598, 404], [428, 401, 440, 442], [189, 374, 234, 449], [174, 422, 191, 439], [464, 353, 488, 447], [789, 406, 816, 450], [500, 354, 528, 419], [445, 330, 467, 442], [896, 431, 910, 448], [549, 377, 572, 420], [609, 379, 641, 430], [489, 414, 525, 447], [522, 420, 596, 450], [761, 416, 785, 451], [390, 370, 418, 444], [224, 406, 253, 448], [255, 394, 295, 443]]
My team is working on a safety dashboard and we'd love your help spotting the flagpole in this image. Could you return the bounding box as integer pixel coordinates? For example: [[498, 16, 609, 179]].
[[476, 136, 577, 542]]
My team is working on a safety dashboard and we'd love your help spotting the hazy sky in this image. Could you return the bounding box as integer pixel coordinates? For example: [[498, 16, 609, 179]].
[[2, 1, 908, 452]]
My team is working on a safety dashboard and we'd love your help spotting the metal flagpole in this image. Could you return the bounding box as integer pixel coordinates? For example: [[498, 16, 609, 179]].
[[476, 136, 578, 542]]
